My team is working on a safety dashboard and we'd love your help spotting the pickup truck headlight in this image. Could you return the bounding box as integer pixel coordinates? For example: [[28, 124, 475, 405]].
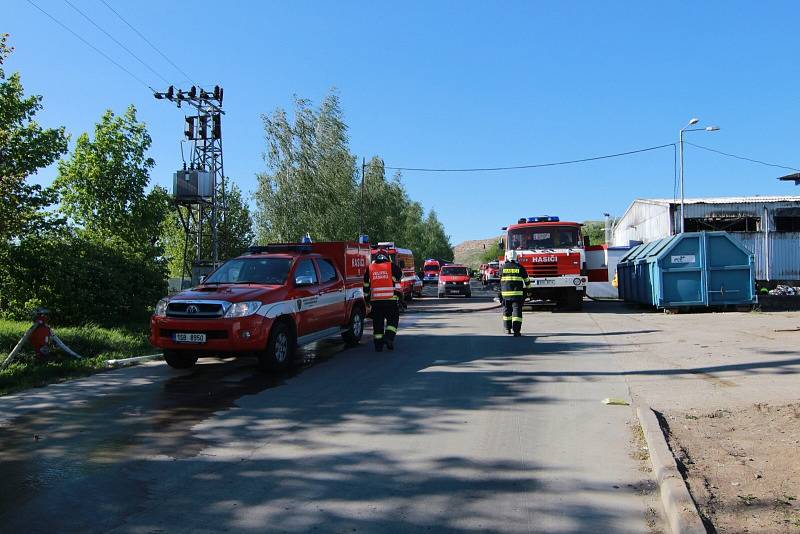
[[154, 298, 168, 317], [224, 301, 262, 318]]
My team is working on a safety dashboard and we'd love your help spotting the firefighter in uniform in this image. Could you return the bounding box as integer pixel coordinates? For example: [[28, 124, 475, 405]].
[[364, 250, 403, 351], [500, 249, 529, 336]]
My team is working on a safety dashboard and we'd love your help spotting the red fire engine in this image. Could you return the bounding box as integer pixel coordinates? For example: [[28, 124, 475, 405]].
[[150, 241, 370, 370], [501, 216, 588, 310], [371, 242, 417, 301]]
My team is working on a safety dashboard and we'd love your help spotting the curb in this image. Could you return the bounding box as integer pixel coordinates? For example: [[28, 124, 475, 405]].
[[105, 353, 163, 368], [636, 404, 706, 534]]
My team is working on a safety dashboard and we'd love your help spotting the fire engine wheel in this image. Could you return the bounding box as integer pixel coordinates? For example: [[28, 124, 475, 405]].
[[260, 322, 293, 371], [341, 307, 365, 346], [163, 350, 198, 370]]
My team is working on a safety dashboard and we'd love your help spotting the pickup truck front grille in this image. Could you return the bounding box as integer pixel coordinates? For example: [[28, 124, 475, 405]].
[[166, 301, 225, 318]]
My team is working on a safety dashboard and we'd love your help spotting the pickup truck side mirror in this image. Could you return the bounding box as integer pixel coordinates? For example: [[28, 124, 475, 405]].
[[498, 238, 505, 250], [294, 275, 315, 287], [199, 275, 206, 284]]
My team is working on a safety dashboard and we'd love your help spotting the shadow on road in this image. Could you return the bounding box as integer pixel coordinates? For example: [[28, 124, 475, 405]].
[[0, 305, 673, 533]]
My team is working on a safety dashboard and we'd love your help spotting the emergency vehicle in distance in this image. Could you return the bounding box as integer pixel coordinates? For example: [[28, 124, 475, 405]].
[[437, 264, 472, 298], [482, 261, 501, 286], [372, 242, 417, 301], [422, 259, 442, 284], [150, 241, 370, 370], [500, 216, 588, 310]]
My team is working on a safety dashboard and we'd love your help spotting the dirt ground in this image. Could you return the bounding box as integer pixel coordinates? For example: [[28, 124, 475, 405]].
[[661, 403, 800, 533]]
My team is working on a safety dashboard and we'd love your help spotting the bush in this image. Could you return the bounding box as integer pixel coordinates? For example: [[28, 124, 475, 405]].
[[0, 234, 167, 325]]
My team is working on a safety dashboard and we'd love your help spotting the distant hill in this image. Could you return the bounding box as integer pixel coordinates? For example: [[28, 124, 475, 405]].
[[453, 236, 502, 268]]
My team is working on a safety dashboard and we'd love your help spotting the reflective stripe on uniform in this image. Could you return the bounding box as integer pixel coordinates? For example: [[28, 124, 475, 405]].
[[501, 276, 525, 282], [512, 317, 523, 323], [386, 326, 397, 333], [502, 316, 512, 321], [374, 334, 383, 339], [501, 290, 524, 297]]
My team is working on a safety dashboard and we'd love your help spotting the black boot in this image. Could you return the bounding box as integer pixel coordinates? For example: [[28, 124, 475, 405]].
[[513, 331, 522, 337], [385, 338, 394, 351]]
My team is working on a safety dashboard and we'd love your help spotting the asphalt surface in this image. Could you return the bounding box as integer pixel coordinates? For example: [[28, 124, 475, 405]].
[[0, 283, 658, 533]]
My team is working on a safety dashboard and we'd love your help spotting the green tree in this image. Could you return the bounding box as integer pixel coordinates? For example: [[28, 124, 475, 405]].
[[581, 220, 607, 245], [254, 90, 454, 265], [255, 91, 359, 242], [53, 106, 168, 251], [0, 33, 68, 241], [480, 242, 502, 263]]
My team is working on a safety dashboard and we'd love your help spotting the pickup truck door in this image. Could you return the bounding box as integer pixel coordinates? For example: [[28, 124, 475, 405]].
[[291, 258, 320, 337], [314, 257, 346, 329]]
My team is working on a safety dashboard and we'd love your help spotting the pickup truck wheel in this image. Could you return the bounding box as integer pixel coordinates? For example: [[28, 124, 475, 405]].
[[341, 307, 364, 346], [164, 350, 198, 369], [259, 322, 293, 372]]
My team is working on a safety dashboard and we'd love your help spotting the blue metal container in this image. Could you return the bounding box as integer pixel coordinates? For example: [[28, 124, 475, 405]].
[[617, 231, 755, 309], [617, 244, 644, 302]]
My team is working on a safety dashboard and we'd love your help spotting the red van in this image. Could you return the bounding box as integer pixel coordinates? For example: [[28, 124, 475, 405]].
[[437, 264, 472, 298]]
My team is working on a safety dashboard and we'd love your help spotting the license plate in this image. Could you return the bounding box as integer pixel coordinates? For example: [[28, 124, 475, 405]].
[[535, 279, 555, 286], [173, 333, 206, 343]]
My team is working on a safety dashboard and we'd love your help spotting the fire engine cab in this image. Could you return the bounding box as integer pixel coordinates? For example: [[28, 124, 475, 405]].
[[150, 241, 370, 370], [422, 259, 441, 284], [501, 216, 588, 310]]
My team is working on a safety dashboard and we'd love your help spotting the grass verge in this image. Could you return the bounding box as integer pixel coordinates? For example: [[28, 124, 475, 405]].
[[0, 320, 154, 396]]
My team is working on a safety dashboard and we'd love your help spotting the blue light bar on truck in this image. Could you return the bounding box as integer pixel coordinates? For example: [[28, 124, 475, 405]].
[[526, 216, 560, 222]]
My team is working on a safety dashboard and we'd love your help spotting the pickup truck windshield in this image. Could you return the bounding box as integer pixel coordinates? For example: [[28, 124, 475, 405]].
[[423, 264, 439, 272], [205, 258, 292, 285], [441, 267, 468, 276], [508, 226, 581, 250]]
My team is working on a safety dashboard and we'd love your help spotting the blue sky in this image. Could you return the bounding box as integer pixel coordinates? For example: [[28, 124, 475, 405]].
[[7, 1, 800, 244]]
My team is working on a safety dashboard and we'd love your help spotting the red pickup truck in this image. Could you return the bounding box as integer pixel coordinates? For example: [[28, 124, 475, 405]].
[[150, 241, 370, 371]]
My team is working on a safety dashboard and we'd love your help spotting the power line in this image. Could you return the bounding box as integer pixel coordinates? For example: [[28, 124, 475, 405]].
[[26, 0, 156, 93], [62, 0, 171, 85], [382, 143, 676, 172], [685, 141, 800, 172], [98, 0, 197, 86]]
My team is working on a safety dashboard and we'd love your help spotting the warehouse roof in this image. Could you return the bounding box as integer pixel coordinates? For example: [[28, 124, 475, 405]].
[[635, 195, 800, 206]]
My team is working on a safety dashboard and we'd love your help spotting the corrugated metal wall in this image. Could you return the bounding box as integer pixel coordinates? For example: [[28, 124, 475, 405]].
[[728, 233, 800, 281], [613, 199, 800, 281], [611, 202, 671, 246]]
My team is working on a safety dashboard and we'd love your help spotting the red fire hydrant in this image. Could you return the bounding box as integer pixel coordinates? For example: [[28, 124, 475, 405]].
[[28, 308, 53, 360]]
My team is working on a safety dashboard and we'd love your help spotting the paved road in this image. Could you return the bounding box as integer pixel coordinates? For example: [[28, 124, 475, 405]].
[[0, 289, 658, 533]]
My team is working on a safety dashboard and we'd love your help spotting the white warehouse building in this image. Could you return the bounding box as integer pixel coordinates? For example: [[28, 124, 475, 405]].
[[611, 196, 800, 283]]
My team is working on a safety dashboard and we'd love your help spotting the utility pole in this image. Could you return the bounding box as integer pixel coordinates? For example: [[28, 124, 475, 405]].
[[361, 157, 366, 237], [154, 85, 225, 286]]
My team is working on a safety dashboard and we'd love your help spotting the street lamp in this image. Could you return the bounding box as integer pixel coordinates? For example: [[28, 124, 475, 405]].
[[679, 118, 720, 233]]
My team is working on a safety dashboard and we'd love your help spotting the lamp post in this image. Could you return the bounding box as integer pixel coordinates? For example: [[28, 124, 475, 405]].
[[679, 118, 720, 233]]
